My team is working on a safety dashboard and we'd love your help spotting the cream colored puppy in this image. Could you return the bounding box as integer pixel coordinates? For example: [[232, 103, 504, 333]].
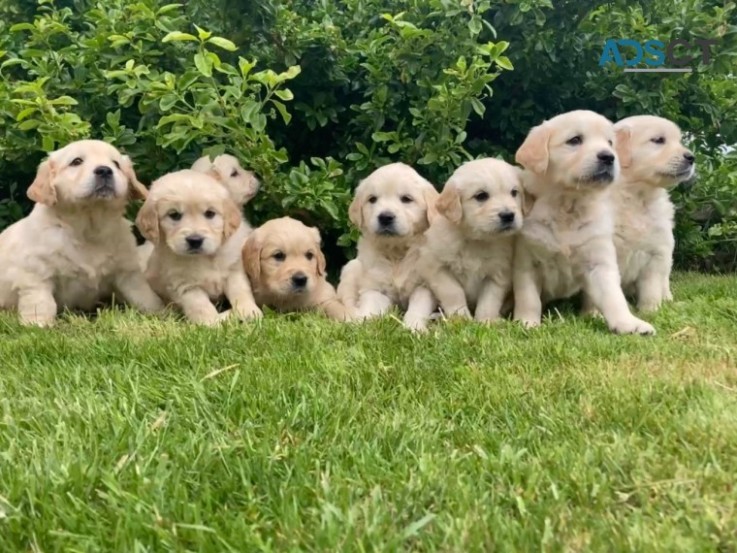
[[608, 115, 695, 312], [0, 140, 163, 326], [337, 163, 439, 321], [405, 158, 524, 330], [242, 217, 347, 320], [136, 169, 261, 325], [191, 153, 260, 214], [513, 110, 655, 335]]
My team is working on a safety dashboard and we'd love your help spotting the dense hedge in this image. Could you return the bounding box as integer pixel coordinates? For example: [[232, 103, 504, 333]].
[[1, 0, 735, 272]]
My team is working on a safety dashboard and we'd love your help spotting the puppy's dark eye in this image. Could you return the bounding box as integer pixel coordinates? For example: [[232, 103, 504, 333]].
[[305, 252, 315, 261], [230, 169, 239, 178], [607, 140, 613, 147], [70, 157, 84, 167], [511, 189, 519, 198], [368, 195, 378, 204], [113, 160, 121, 169], [566, 135, 583, 146], [400, 195, 414, 204], [168, 210, 182, 221], [204, 209, 216, 219], [474, 191, 490, 202], [273, 251, 286, 262], [651, 136, 666, 145]]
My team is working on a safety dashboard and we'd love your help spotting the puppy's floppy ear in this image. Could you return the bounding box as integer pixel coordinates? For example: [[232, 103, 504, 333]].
[[614, 125, 632, 169], [121, 155, 149, 201], [310, 226, 327, 276], [135, 197, 160, 243], [222, 198, 242, 240], [191, 155, 213, 173], [420, 180, 440, 225], [516, 123, 550, 174], [242, 231, 262, 284], [436, 181, 463, 224], [348, 191, 364, 229], [513, 166, 534, 216], [27, 159, 57, 206]]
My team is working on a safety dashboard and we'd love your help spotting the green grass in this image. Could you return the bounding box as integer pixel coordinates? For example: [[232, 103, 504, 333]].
[[1, 273, 736, 552]]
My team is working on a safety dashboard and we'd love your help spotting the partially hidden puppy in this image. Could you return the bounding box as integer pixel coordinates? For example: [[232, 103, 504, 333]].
[[402, 158, 525, 331], [337, 162, 439, 321], [136, 169, 261, 325], [513, 110, 655, 335], [605, 115, 695, 312], [242, 217, 347, 320], [0, 140, 164, 326]]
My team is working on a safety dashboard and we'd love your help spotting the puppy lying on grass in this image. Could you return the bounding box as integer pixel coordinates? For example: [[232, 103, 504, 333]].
[[136, 169, 261, 325], [242, 217, 348, 320]]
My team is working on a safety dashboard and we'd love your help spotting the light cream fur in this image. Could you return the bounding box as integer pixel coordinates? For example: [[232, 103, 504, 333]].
[[242, 217, 347, 320], [336, 162, 439, 321], [0, 140, 163, 326], [136, 169, 260, 325], [512, 110, 655, 335], [401, 158, 525, 331]]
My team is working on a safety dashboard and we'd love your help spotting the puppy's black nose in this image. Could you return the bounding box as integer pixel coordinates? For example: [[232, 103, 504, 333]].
[[186, 235, 204, 250], [683, 152, 695, 165], [291, 272, 308, 289], [94, 165, 113, 178], [499, 211, 516, 224], [597, 151, 615, 166], [378, 212, 395, 226]]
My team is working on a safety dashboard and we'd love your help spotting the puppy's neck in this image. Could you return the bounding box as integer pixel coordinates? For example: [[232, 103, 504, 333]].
[[359, 235, 413, 262], [37, 203, 124, 239]]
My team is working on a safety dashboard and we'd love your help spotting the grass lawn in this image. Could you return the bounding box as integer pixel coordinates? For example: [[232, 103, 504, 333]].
[[0, 272, 736, 552]]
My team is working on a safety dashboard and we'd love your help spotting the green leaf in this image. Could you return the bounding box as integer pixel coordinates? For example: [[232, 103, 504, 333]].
[[470, 97, 485, 117], [16, 107, 37, 122], [274, 89, 294, 101], [9, 23, 35, 32], [17, 119, 40, 131], [49, 96, 78, 106], [272, 100, 292, 124], [207, 36, 237, 52], [495, 56, 513, 70], [282, 65, 302, 80], [162, 31, 197, 43], [194, 51, 212, 77], [157, 3, 183, 15], [194, 25, 212, 42], [159, 94, 178, 112], [42, 135, 55, 152]]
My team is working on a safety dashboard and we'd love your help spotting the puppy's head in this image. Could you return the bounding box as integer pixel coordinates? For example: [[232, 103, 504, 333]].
[[192, 153, 260, 207], [348, 163, 438, 240], [27, 140, 148, 209], [436, 158, 524, 238], [614, 115, 695, 188], [242, 217, 326, 298], [135, 170, 241, 256], [516, 110, 619, 192]]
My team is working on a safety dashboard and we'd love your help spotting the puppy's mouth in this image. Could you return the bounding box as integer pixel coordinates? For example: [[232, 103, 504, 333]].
[[659, 165, 695, 181], [579, 168, 615, 185], [89, 179, 118, 199], [376, 227, 399, 237]]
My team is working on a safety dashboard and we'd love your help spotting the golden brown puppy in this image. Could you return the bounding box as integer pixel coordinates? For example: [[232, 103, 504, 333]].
[[337, 163, 439, 321], [136, 169, 261, 325], [0, 140, 163, 326], [242, 217, 347, 319], [606, 115, 695, 312], [513, 110, 655, 335], [403, 158, 525, 331]]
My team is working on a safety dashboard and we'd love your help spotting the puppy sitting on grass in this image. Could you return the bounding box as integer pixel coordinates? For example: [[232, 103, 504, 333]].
[[401, 158, 525, 331], [136, 169, 261, 325], [242, 217, 348, 320]]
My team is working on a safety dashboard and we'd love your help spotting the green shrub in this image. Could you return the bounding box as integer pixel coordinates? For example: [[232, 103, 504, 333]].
[[0, 0, 735, 271]]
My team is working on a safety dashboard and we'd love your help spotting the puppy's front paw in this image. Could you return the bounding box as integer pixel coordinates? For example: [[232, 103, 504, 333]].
[[519, 319, 540, 329], [21, 316, 56, 328], [443, 306, 472, 320], [403, 316, 429, 334], [235, 304, 263, 321], [610, 316, 656, 336]]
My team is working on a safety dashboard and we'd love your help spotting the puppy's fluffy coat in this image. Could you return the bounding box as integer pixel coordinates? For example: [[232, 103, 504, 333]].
[[136, 169, 261, 325], [607, 115, 695, 312], [513, 110, 655, 335], [402, 158, 524, 331], [0, 140, 163, 326], [242, 217, 347, 319], [337, 163, 439, 320]]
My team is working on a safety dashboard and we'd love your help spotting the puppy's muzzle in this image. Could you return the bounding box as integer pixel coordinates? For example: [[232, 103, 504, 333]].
[[185, 234, 205, 253], [92, 165, 116, 197], [291, 272, 308, 292], [376, 211, 397, 235], [584, 151, 617, 184], [498, 210, 517, 230]]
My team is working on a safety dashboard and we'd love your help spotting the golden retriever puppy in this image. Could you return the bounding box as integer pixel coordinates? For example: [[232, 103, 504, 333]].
[[337, 162, 439, 321], [136, 169, 261, 325], [512, 110, 655, 335], [607, 115, 695, 312], [0, 140, 164, 326], [191, 153, 259, 216], [242, 217, 347, 319], [405, 158, 524, 330]]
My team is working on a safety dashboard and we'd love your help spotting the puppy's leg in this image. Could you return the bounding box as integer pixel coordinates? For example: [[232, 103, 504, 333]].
[[427, 269, 471, 319], [403, 286, 436, 333], [475, 279, 508, 323], [312, 283, 350, 321], [584, 261, 655, 335], [356, 290, 393, 319], [115, 271, 165, 313], [512, 247, 543, 328], [336, 260, 362, 313], [225, 270, 262, 321], [636, 253, 671, 312], [580, 291, 600, 317], [17, 285, 57, 327], [177, 288, 222, 326]]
